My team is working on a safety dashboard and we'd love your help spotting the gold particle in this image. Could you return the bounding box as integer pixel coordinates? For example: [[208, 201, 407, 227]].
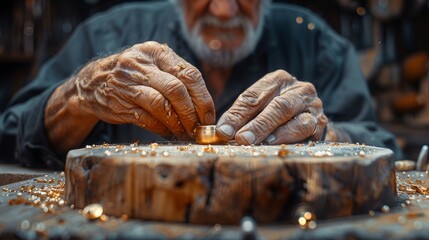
[[177, 62, 186, 71], [177, 146, 189, 151], [99, 214, 109, 222], [134, 111, 140, 120], [277, 149, 288, 157], [381, 205, 390, 213], [162, 151, 170, 157], [203, 145, 218, 154], [298, 217, 307, 226], [82, 203, 103, 220], [303, 212, 313, 220], [296, 16, 304, 24], [307, 22, 315, 30]]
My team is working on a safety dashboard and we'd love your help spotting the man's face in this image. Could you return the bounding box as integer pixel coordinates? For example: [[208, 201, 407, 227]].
[[174, 0, 269, 67]]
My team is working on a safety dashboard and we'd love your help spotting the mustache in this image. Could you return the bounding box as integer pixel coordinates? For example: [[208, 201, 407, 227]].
[[184, 14, 261, 67], [196, 15, 249, 49], [199, 14, 248, 29]]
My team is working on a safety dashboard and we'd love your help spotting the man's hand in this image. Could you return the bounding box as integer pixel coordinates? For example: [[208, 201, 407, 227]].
[[216, 70, 328, 145], [71, 42, 214, 138], [45, 41, 215, 153]]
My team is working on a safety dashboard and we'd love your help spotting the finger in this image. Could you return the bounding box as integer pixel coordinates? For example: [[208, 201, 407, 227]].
[[128, 107, 175, 138], [138, 42, 216, 125], [112, 61, 200, 137], [234, 92, 307, 145], [309, 113, 328, 141], [263, 112, 318, 144], [127, 86, 191, 140], [146, 69, 201, 137], [234, 79, 321, 145], [216, 70, 296, 141], [107, 70, 190, 139], [91, 95, 174, 138]]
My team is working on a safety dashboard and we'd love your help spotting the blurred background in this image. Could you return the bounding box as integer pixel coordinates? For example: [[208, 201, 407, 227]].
[[0, 0, 428, 160]]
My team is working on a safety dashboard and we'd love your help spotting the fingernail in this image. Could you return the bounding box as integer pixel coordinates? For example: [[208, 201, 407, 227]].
[[238, 131, 256, 145], [204, 112, 215, 125], [218, 124, 234, 138], [266, 134, 276, 144]]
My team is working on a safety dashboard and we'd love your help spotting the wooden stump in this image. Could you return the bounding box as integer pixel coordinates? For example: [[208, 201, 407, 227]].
[[65, 142, 396, 224]]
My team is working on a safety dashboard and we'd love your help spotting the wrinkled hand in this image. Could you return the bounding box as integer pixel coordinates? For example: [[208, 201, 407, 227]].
[[216, 70, 328, 145], [69, 41, 215, 140]]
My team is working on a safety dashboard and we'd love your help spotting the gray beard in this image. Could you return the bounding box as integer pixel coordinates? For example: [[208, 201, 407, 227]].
[[172, 1, 269, 68]]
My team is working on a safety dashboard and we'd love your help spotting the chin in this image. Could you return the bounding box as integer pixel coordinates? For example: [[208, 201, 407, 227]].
[[198, 26, 262, 68], [179, 16, 265, 68]]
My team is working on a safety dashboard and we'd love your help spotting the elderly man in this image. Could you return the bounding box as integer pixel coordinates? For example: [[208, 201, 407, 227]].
[[0, 0, 401, 169]]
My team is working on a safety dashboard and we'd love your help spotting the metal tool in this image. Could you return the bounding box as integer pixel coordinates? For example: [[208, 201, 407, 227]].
[[416, 145, 428, 171]]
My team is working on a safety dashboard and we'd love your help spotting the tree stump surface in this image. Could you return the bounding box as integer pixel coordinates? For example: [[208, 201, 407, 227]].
[[65, 142, 396, 224]]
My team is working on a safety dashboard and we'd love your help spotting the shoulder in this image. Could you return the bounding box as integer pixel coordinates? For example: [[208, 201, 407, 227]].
[[267, 3, 350, 50], [268, 3, 328, 28], [70, 1, 176, 53], [84, 1, 173, 28]]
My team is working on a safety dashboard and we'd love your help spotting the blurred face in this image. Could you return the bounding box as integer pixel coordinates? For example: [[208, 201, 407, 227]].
[[172, 0, 270, 67]]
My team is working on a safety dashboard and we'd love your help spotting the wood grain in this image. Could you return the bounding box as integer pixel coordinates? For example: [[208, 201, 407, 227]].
[[65, 142, 396, 224]]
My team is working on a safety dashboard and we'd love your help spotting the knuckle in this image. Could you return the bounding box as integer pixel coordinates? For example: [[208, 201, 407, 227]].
[[150, 94, 168, 111], [238, 90, 262, 108], [181, 66, 203, 83], [252, 116, 276, 133], [112, 66, 131, 80], [301, 113, 313, 126], [139, 41, 170, 59], [313, 97, 323, 108], [271, 69, 291, 81], [164, 79, 187, 97], [116, 54, 129, 65], [223, 109, 247, 125], [301, 82, 317, 94], [115, 54, 138, 69], [140, 41, 161, 50], [272, 96, 294, 117], [319, 114, 328, 127]]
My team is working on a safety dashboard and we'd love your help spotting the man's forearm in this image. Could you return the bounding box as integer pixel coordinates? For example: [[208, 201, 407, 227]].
[[44, 77, 99, 155]]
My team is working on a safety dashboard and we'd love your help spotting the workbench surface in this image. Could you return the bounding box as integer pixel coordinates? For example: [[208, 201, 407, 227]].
[[1, 165, 429, 239]]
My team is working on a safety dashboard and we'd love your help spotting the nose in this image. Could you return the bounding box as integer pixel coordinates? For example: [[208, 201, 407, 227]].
[[209, 0, 239, 20]]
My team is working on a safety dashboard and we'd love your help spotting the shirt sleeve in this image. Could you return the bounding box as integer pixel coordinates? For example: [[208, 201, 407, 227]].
[[0, 3, 174, 168], [0, 12, 113, 168]]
